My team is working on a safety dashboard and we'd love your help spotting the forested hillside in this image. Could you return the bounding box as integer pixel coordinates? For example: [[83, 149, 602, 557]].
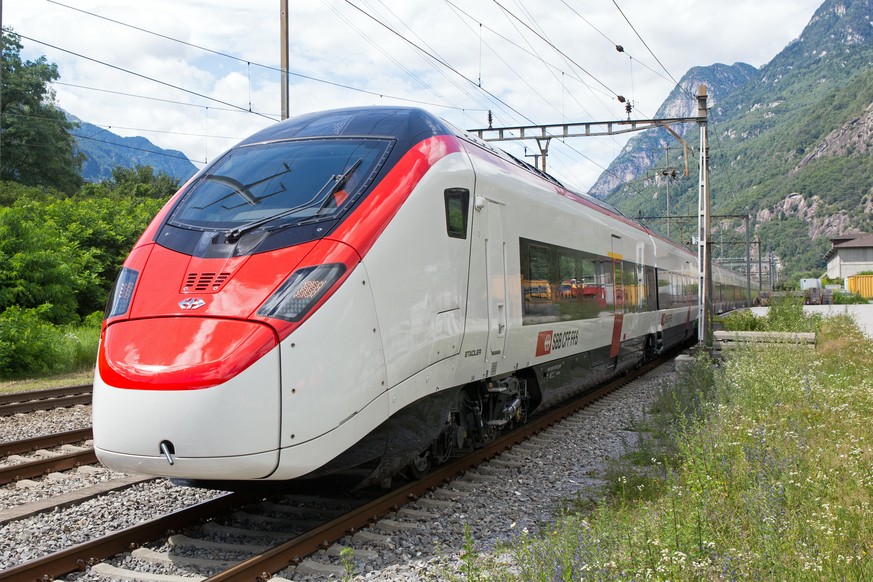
[[594, 0, 873, 280]]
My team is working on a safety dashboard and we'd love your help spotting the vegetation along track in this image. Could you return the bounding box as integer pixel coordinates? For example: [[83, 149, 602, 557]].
[[0, 349, 678, 581], [0, 385, 92, 416]]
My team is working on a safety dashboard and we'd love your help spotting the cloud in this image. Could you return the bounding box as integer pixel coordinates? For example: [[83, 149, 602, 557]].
[[6, 0, 822, 189]]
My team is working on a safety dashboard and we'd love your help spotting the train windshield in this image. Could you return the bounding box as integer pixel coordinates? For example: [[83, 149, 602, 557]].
[[168, 138, 392, 231]]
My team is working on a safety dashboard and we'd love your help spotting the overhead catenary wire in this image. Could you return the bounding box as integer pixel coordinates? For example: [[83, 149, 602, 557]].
[[559, 0, 673, 86], [342, 0, 537, 126], [322, 0, 462, 112], [610, 0, 691, 100], [42, 0, 482, 112], [490, 0, 621, 101], [356, 0, 537, 128], [442, 0, 585, 84], [367, 0, 504, 118], [506, 0, 609, 119], [443, 0, 628, 183], [16, 33, 278, 122], [431, 1, 645, 189], [494, 2, 608, 124]]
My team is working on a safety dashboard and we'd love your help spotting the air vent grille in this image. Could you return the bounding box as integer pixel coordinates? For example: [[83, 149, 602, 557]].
[[183, 272, 232, 292]]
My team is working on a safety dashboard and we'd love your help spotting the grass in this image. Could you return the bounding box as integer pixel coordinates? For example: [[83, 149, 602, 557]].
[[0, 370, 93, 395], [0, 309, 100, 389], [452, 300, 873, 580]]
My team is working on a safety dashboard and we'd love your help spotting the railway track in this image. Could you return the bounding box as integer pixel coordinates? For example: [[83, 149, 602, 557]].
[[0, 385, 92, 417], [0, 428, 96, 486], [0, 352, 675, 582]]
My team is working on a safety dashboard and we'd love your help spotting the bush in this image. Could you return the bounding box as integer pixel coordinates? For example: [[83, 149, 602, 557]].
[[0, 306, 101, 379], [833, 291, 869, 304], [718, 308, 766, 331], [720, 296, 823, 332], [765, 295, 821, 331]]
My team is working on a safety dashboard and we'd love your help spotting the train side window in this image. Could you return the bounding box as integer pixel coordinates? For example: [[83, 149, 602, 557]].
[[645, 266, 658, 311], [444, 188, 470, 239]]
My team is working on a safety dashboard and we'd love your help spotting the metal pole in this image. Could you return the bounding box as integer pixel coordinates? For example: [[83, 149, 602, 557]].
[[280, 0, 289, 120], [697, 85, 712, 346], [666, 171, 671, 238], [1, 0, 4, 172], [757, 238, 764, 289], [745, 214, 751, 305], [535, 137, 550, 173]]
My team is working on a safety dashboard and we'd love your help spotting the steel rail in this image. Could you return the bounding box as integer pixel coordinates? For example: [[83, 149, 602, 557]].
[[0, 492, 257, 582], [0, 448, 98, 486], [0, 385, 92, 405], [206, 353, 672, 582], [0, 385, 93, 417], [0, 428, 93, 457]]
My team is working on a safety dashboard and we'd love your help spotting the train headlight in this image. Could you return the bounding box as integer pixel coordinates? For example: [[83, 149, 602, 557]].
[[105, 267, 139, 319], [257, 263, 346, 322]]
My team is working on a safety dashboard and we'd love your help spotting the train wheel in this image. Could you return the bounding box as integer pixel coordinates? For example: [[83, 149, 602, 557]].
[[406, 448, 433, 479]]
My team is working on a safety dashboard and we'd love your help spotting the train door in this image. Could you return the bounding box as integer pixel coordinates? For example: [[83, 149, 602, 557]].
[[609, 235, 624, 358], [485, 199, 508, 363]]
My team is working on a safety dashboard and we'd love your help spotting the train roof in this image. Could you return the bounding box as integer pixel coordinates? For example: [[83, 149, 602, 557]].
[[238, 106, 455, 150], [238, 105, 647, 236]]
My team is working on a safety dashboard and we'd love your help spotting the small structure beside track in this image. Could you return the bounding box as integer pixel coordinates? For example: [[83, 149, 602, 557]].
[[712, 330, 816, 356]]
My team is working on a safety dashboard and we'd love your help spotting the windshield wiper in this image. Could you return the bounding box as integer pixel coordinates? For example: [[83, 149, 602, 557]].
[[201, 165, 293, 207], [202, 175, 258, 205], [225, 158, 363, 243], [312, 158, 362, 215]]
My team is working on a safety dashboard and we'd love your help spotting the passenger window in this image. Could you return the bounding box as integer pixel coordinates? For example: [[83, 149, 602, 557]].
[[444, 188, 470, 239]]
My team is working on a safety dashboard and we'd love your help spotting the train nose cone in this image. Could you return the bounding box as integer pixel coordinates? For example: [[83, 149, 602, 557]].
[[93, 317, 282, 479]]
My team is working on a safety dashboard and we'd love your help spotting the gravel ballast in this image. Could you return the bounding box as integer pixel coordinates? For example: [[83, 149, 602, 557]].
[[0, 365, 676, 580]]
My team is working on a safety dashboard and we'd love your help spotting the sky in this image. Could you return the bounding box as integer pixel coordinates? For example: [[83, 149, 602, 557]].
[[4, 0, 826, 191]]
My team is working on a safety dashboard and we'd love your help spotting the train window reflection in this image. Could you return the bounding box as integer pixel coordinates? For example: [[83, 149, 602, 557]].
[[521, 238, 620, 325]]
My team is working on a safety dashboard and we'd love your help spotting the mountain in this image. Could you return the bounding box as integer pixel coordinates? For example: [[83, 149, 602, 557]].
[[592, 0, 873, 280], [69, 115, 198, 183], [588, 62, 757, 198]]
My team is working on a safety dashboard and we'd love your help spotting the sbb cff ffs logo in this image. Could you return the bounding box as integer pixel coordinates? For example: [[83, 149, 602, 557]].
[[179, 298, 206, 310], [536, 331, 553, 356], [536, 329, 579, 356]]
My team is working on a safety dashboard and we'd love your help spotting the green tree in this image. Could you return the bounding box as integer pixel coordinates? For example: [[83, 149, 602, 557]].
[[107, 165, 180, 199], [1, 28, 83, 194], [44, 195, 164, 314], [0, 202, 92, 324], [0, 183, 164, 323]]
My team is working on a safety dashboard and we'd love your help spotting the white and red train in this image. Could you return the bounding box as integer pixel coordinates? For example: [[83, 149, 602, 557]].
[[93, 107, 747, 486]]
